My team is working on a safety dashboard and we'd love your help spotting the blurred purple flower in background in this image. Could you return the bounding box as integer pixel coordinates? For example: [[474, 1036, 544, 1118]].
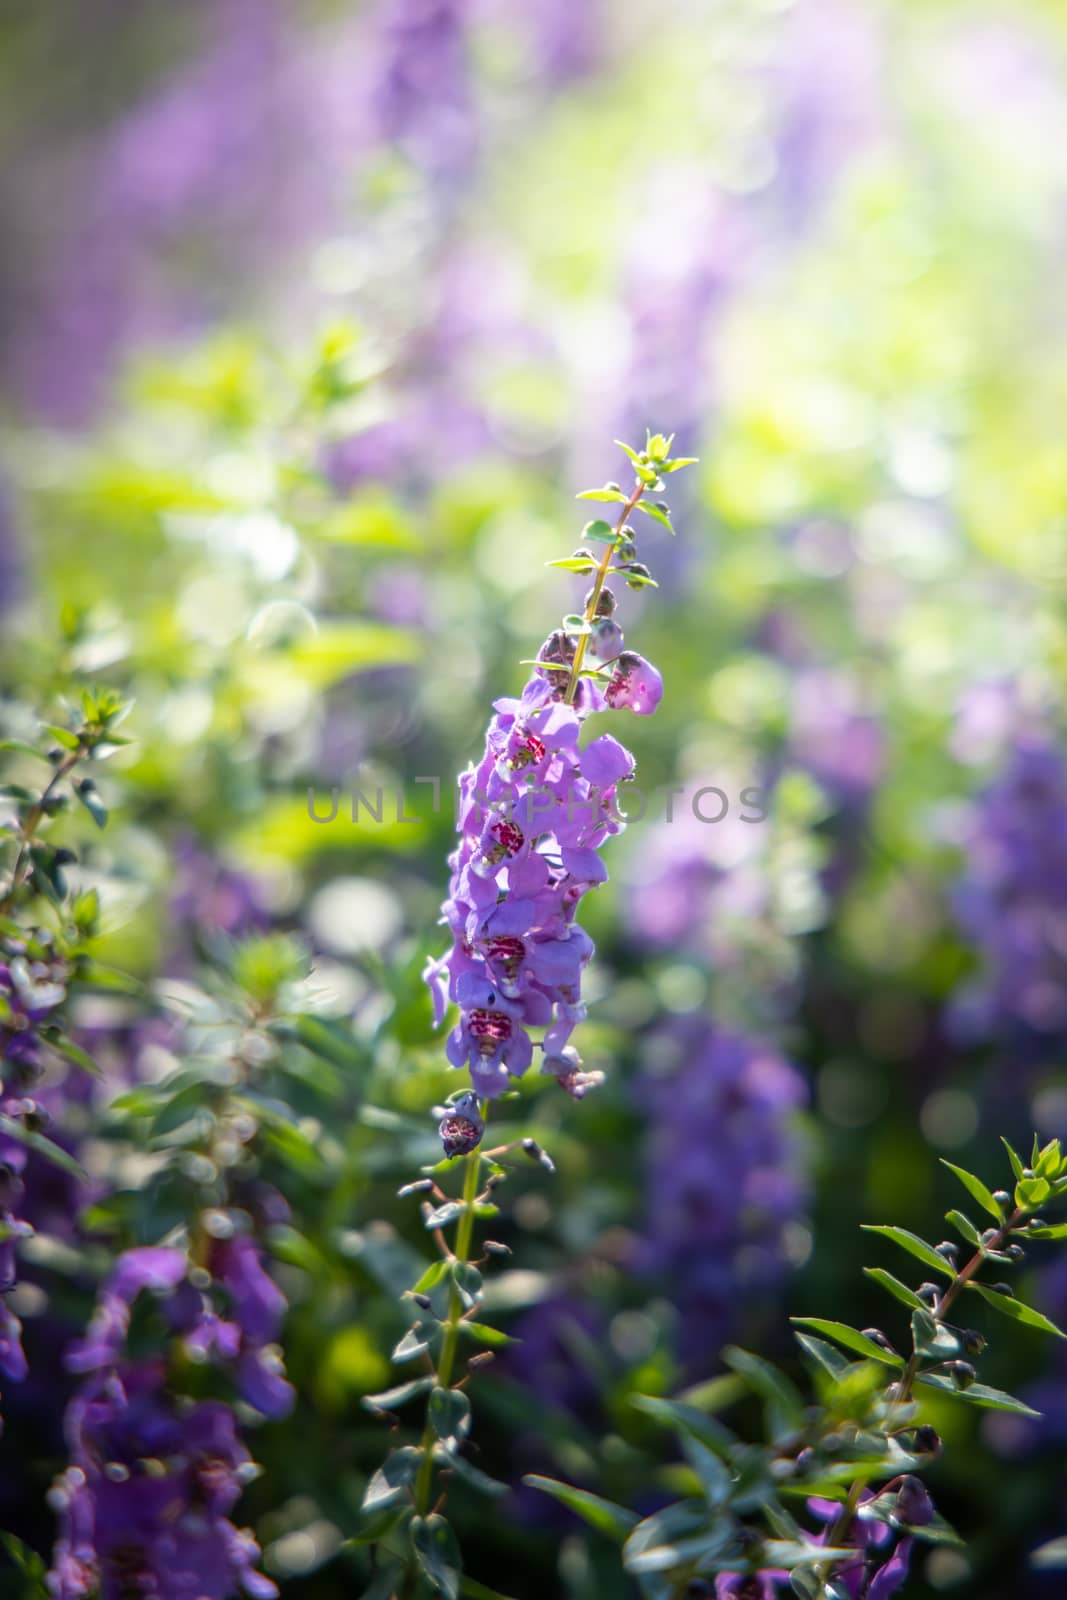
[[949, 737, 1067, 1048], [636, 1020, 807, 1375]]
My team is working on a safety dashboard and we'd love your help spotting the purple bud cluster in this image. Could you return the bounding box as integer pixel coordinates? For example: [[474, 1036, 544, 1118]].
[[424, 624, 662, 1115], [49, 1238, 291, 1597], [950, 737, 1067, 1045], [637, 1021, 807, 1374]]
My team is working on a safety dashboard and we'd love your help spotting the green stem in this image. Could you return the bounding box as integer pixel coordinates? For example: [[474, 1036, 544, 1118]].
[[817, 1206, 1025, 1595], [561, 478, 646, 706], [412, 1113, 488, 1517], [0, 746, 84, 913]]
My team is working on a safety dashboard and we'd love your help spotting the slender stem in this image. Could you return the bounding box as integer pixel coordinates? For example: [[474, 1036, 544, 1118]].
[[817, 1207, 1025, 1595], [412, 1111, 488, 1517], [0, 747, 84, 914], [561, 479, 646, 706]]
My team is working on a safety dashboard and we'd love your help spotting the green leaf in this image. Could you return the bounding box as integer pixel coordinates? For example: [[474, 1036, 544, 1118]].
[[1001, 1138, 1025, 1180], [660, 457, 699, 474], [411, 1514, 461, 1600], [362, 1377, 435, 1413], [545, 557, 597, 573], [580, 519, 617, 545], [633, 500, 674, 533], [945, 1210, 981, 1247], [915, 1373, 1041, 1416], [522, 1476, 637, 1540], [911, 1308, 960, 1361], [793, 1332, 850, 1379], [1016, 1176, 1052, 1208], [43, 725, 81, 751], [965, 1281, 1067, 1337], [1026, 1223, 1067, 1240], [576, 488, 628, 504], [863, 1268, 927, 1312], [412, 1259, 451, 1296], [0, 1113, 87, 1182], [393, 1322, 442, 1363], [629, 1394, 737, 1455], [436, 1448, 508, 1499], [424, 1201, 465, 1229], [361, 1447, 422, 1512], [42, 1031, 101, 1077], [940, 1161, 1003, 1222], [0, 740, 51, 763], [457, 1321, 514, 1348], [429, 1387, 472, 1453], [75, 785, 108, 830], [723, 1346, 805, 1439], [860, 1225, 954, 1278], [789, 1319, 904, 1368], [450, 1261, 482, 1311]]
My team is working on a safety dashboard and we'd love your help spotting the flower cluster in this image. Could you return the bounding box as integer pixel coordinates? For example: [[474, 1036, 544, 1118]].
[[424, 437, 690, 1130], [637, 1020, 807, 1374], [950, 736, 1067, 1047], [51, 1241, 290, 1597]]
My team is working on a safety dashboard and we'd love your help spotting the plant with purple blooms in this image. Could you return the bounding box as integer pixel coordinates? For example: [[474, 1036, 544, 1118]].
[[354, 434, 696, 1598], [529, 1137, 1067, 1599]]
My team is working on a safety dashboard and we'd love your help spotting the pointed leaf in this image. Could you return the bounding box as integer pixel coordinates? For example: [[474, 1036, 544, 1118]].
[[863, 1268, 927, 1312], [411, 1514, 461, 1600], [361, 1447, 422, 1512], [941, 1160, 1004, 1222], [789, 1318, 904, 1368], [965, 1282, 1067, 1337], [860, 1226, 954, 1279], [429, 1387, 471, 1453], [523, 1476, 637, 1540], [945, 1210, 981, 1247], [915, 1373, 1041, 1416], [362, 1377, 435, 1412], [1001, 1138, 1025, 1180], [723, 1346, 804, 1438], [794, 1332, 850, 1379]]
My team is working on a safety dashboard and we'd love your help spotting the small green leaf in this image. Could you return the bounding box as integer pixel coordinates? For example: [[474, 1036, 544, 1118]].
[[424, 1201, 464, 1229], [411, 1514, 461, 1600], [437, 1448, 508, 1499], [581, 519, 617, 545], [660, 457, 699, 474], [43, 725, 81, 751], [1026, 1223, 1067, 1240], [412, 1259, 451, 1296], [965, 1282, 1067, 1337], [450, 1261, 482, 1311], [361, 1447, 422, 1512], [911, 1308, 960, 1361], [1001, 1138, 1025, 1180], [915, 1373, 1041, 1416], [789, 1319, 904, 1368], [0, 1113, 87, 1182], [793, 1332, 851, 1379], [633, 501, 674, 534], [393, 1322, 442, 1363], [723, 1346, 804, 1439], [860, 1225, 954, 1279], [545, 557, 597, 573], [0, 740, 51, 763], [522, 1476, 637, 1540], [863, 1268, 927, 1311], [945, 1210, 981, 1247], [362, 1377, 435, 1412], [74, 784, 108, 831], [576, 488, 628, 504], [429, 1387, 471, 1453], [1016, 1176, 1052, 1208], [457, 1320, 514, 1348]]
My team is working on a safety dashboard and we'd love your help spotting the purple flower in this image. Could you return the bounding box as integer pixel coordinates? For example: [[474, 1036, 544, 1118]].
[[436, 1091, 486, 1157], [424, 608, 662, 1128], [636, 1021, 807, 1374], [49, 1366, 276, 1600], [716, 1575, 788, 1598], [949, 737, 1067, 1047]]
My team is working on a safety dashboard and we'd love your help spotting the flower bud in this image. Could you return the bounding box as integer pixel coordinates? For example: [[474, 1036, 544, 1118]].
[[913, 1425, 942, 1456], [992, 1191, 1011, 1208], [949, 1360, 977, 1388], [861, 1328, 896, 1353], [896, 1475, 935, 1527]]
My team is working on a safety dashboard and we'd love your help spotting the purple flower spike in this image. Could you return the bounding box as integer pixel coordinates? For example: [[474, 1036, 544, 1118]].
[[437, 1091, 486, 1157]]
